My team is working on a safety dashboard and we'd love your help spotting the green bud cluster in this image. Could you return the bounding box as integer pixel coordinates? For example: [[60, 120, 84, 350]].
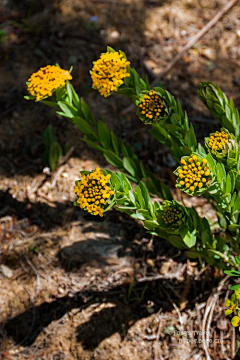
[[205, 128, 239, 165], [198, 82, 240, 140], [136, 89, 167, 124]]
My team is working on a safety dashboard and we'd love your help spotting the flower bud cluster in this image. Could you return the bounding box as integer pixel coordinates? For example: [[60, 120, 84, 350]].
[[157, 200, 185, 232], [208, 130, 229, 151], [175, 155, 211, 195], [162, 207, 180, 225], [137, 90, 166, 123], [74, 168, 114, 216]]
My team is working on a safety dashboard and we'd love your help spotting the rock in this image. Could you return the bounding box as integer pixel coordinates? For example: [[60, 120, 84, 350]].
[[201, 48, 216, 61], [146, 258, 155, 267], [1, 264, 14, 278], [106, 30, 120, 44], [217, 319, 228, 331]]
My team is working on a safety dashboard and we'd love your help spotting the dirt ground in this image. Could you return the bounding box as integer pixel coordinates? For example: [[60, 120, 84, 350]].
[[1, 0, 240, 359]]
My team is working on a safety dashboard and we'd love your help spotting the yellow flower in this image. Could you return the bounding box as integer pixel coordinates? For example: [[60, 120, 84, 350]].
[[90, 51, 130, 97], [175, 155, 211, 194], [27, 65, 72, 101], [74, 167, 114, 217], [137, 90, 166, 123], [208, 130, 229, 151], [231, 312, 240, 330], [225, 295, 238, 316], [235, 288, 240, 299]]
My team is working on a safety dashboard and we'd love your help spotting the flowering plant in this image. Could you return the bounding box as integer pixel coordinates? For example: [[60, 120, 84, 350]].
[[25, 47, 240, 273], [224, 257, 240, 329]]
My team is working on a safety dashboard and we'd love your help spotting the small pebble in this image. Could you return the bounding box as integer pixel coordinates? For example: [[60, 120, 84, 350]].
[[1, 264, 14, 278], [217, 319, 228, 331]]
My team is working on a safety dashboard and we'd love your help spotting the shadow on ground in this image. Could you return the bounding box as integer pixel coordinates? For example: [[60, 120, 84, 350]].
[[3, 284, 170, 349]]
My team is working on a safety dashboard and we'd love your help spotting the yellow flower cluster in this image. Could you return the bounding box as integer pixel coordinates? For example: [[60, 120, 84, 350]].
[[91, 51, 130, 97], [74, 168, 114, 217], [162, 207, 180, 224], [208, 131, 229, 151], [225, 297, 237, 316], [226, 290, 240, 330], [177, 155, 211, 192], [232, 314, 240, 330], [138, 91, 165, 121], [27, 65, 72, 101]]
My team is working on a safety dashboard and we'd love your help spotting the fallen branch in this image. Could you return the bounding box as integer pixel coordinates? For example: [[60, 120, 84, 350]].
[[121, 0, 238, 115]]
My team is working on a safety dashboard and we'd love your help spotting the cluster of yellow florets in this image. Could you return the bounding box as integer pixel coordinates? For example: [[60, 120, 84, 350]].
[[27, 65, 72, 101], [138, 91, 165, 121], [162, 207, 180, 225], [176, 155, 211, 193], [91, 51, 130, 97], [74, 168, 114, 217], [208, 131, 229, 151]]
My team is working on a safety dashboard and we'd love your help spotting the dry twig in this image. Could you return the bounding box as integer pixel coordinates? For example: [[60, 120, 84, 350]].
[[137, 263, 186, 282]]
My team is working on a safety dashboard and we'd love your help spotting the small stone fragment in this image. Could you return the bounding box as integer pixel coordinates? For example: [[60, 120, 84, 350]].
[[1, 264, 14, 278]]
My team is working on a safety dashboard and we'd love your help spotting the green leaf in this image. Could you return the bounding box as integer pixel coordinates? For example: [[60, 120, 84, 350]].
[[81, 138, 105, 152], [171, 113, 181, 125], [179, 226, 196, 248], [230, 284, 240, 290], [107, 46, 115, 53], [66, 80, 73, 105], [73, 118, 98, 140], [69, 83, 81, 109], [143, 220, 159, 231], [120, 140, 129, 157], [228, 224, 240, 232], [55, 86, 66, 101], [104, 150, 123, 169], [39, 100, 58, 108], [201, 231, 210, 245], [58, 101, 79, 118], [168, 235, 187, 250], [206, 153, 216, 172], [214, 103, 224, 115], [135, 209, 152, 221], [233, 193, 240, 212], [216, 163, 226, 188], [186, 124, 197, 149], [185, 251, 201, 259], [217, 212, 227, 228], [42, 125, 56, 148], [164, 124, 182, 132], [136, 185, 145, 208], [49, 141, 62, 171], [129, 190, 136, 205], [80, 98, 92, 122], [225, 171, 235, 194], [139, 182, 150, 207], [224, 270, 240, 277], [97, 120, 111, 149], [123, 157, 140, 178], [139, 161, 147, 179], [122, 174, 132, 193], [110, 131, 119, 155]]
